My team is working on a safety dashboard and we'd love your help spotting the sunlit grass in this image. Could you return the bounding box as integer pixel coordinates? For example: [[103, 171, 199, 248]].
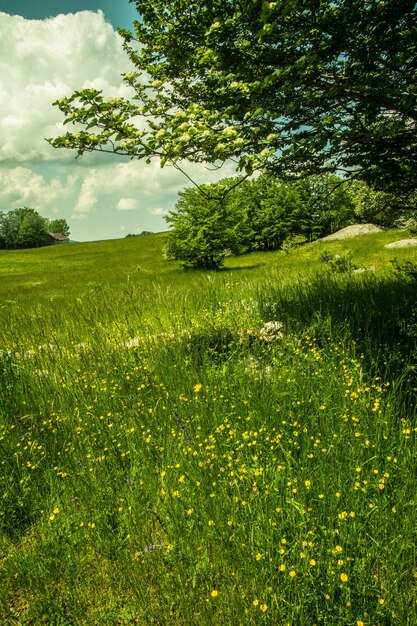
[[0, 230, 416, 624]]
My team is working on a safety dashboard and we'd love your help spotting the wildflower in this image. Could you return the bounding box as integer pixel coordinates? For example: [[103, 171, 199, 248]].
[[289, 570, 296, 578], [309, 559, 316, 567], [211, 589, 219, 598], [260, 604, 268, 612], [194, 383, 202, 393], [255, 553, 263, 561], [340, 573, 349, 583], [279, 564, 286, 572], [253, 599, 259, 607], [259, 320, 284, 342]]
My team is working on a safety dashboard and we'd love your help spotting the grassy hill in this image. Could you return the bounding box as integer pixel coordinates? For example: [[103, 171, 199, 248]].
[[1, 230, 417, 624]]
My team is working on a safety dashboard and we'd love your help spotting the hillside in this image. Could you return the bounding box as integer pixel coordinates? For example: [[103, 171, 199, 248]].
[[1, 227, 416, 309], [1, 229, 417, 625]]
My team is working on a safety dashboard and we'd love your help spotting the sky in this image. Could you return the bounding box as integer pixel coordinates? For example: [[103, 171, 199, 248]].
[[0, 1, 236, 241]]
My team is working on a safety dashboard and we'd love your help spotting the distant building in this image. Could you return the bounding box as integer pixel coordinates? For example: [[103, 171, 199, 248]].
[[47, 232, 69, 245]]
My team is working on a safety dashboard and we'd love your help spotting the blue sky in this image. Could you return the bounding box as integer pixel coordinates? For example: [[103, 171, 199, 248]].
[[0, 1, 235, 241], [0, 0, 138, 31]]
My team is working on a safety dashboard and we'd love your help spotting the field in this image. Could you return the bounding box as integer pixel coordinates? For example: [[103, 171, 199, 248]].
[[1, 230, 417, 625]]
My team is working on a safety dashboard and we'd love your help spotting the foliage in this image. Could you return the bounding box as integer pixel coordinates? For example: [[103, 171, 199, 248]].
[[0, 207, 49, 250], [165, 178, 251, 269], [48, 218, 70, 237], [319, 250, 357, 273], [349, 181, 417, 227], [48, 1, 417, 196], [246, 173, 357, 247], [390, 258, 417, 283], [0, 209, 70, 250], [394, 212, 417, 234], [126, 231, 154, 237], [166, 172, 358, 266]]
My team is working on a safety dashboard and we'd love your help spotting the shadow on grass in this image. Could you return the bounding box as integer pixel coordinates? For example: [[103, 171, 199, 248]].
[[220, 264, 262, 272], [180, 263, 262, 273], [258, 269, 417, 394]]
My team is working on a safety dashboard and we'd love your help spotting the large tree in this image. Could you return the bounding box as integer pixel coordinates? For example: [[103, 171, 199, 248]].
[[0, 210, 71, 249], [48, 218, 70, 237], [48, 0, 417, 194], [0, 208, 49, 250], [165, 178, 251, 269]]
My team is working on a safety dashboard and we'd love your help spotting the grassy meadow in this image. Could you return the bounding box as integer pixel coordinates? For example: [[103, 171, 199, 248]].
[[1, 230, 417, 625]]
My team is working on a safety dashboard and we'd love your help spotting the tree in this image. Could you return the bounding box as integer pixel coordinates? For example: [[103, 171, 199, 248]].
[[348, 181, 417, 227], [0, 208, 49, 250], [296, 174, 356, 239], [165, 178, 251, 269], [48, 1, 417, 196], [166, 172, 359, 267], [235, 175, 308, 251], [48, 218, 70, 237]]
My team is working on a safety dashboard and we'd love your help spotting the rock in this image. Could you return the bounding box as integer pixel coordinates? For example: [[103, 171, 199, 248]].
[[320, 224, 384, 241], [385, 239, 417, 249], [353, 266, 376, 273]]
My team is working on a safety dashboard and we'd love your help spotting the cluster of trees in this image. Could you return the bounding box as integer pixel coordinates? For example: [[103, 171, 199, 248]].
[[0, 208, 70, 250], [165, 174, 416, 269], [125, 231, 153, 237], [46, 1, 416, 269]]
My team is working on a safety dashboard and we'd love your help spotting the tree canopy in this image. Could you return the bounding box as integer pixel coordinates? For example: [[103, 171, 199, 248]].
[[48, 218, 70, 237], [165, 178, 252, 269], [165, 173, 366, 269], [48, 0, 417, 194], [0, 209, 70, 250]]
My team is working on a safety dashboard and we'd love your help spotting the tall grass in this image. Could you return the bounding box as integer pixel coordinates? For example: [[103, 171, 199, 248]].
[[0, 233, 416, 624]]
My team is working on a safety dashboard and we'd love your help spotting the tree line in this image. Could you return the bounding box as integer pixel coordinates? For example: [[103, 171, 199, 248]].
[[46, 0, 416, 270], [165, 174, 417, 269], [0, 208, 70, 250]]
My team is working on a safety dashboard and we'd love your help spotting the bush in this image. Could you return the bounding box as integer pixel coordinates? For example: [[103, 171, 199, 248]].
[[319, 250, 356, 273]]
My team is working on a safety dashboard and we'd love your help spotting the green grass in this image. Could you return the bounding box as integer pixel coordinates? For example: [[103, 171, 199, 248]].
[[1, 230, 417, 624]]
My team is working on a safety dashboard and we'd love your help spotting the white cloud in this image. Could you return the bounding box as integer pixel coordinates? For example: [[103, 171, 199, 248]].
[[0, 167, 76, 214], [71, 159, 238, 217], [148, 207, 169, 216], [0, 10, 134, 163], [0, 12, 240, 241], [117, 198, 137, 211]]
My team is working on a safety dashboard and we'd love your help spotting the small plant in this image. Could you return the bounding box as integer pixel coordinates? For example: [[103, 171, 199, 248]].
[[319, 250, 356, 273], [394, 213, 417, 234], [318, 249, 334, 263], [281, 235, 307, 254], [390, 258, 417, 283]]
